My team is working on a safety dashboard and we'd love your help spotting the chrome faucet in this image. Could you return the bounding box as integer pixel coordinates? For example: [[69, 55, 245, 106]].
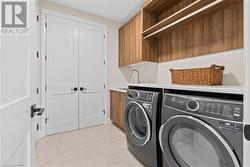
[[129, 69, 140, 83]]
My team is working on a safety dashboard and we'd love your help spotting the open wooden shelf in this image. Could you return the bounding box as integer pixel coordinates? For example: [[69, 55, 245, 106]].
[[142, 0, 235, 39], [143, 0, 176, 13]]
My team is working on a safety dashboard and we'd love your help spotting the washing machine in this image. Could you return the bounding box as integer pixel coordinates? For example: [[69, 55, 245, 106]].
[[159, 93, 243, 167], [124, 89, 161, 167]]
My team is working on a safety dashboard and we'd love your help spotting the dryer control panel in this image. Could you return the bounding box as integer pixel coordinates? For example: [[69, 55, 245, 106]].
[[165, 94, 243, 122]]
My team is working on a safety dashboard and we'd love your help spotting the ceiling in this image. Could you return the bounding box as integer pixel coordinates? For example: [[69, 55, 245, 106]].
[[48, 0, 144, 23]]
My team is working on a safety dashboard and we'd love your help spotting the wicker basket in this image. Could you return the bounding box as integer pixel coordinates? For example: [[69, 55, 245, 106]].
[[170, 65, 225, 85]]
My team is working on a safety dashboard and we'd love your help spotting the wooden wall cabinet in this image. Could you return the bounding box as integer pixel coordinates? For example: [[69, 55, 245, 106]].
[[118, 0, 243, 66], [119, 12, 158, 67], [110, 90, 127, 130], [142, 0, 243, 63]]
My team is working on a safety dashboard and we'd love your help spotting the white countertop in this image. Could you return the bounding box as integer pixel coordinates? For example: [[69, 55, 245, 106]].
[[128, 83, 244, 95], [109, 88, 127, 93]]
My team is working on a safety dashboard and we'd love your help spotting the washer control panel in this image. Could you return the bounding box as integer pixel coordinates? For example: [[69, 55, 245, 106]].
[[165, 94, 243, 122], [128, 91, 139, 99], [128, 90, 154, 102]]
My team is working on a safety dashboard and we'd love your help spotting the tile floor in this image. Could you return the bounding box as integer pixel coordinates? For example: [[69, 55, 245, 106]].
[[36, 124, 144, 167]]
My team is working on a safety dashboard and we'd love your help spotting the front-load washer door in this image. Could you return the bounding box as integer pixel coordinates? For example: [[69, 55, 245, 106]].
[[125, 101, 151, 146], [159, 115, 240, 167]]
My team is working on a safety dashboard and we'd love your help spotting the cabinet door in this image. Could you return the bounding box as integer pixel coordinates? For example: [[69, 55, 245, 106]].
[[118, 12, 142, 66], [129, 17, 136, 64], [124, 22, 131, 65], [134, 13, 142, 63], [110, 91, 126, 131], [110, 91, 120, 124], [119, 92, 127, 130], [119, 27, 126, 66], [126, 13, 141, 65]]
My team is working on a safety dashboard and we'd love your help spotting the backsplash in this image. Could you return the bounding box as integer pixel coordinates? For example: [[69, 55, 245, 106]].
[[121, 49, 244, 86], [121, 62, 158, 83]]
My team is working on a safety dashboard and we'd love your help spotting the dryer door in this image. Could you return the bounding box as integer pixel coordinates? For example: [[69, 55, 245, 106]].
[[159, 115, 240, 167], [125, 101, 151, 146]]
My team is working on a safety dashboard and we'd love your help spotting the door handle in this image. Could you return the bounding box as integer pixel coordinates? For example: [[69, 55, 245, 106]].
[[80, 87, 87, 91], [31, 104, 45, 118], [245, 125, 250, 141], [70, 87, 78, 91]]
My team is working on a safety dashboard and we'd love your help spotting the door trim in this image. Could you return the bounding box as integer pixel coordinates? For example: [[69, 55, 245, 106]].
[[41, 9, 108, 137], [159, 115, 240, 167]]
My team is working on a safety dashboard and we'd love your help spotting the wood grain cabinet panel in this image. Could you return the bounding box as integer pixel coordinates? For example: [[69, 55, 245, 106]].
[[157, 0, 243, 62], [119, 27, 126, 66], [119, 12, 157, 66], [119, 0, 243, 66], [142, 0, 243, 62], [119, 92, 126, 130], [110, 90, 120, 126], [110, 90, 127, 131], [124, 22, 131, 64]]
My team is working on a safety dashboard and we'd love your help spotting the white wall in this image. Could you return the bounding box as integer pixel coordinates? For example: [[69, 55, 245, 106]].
[[121, 62, 158, 83], [157, 49, 244, 86], [128, 49, 244, 86]]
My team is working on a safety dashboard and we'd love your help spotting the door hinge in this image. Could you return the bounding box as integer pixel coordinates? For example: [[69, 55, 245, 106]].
[[37, 15, 39, 22], [45, 118, 49, 124], [45, 85, 47, 91], [102, 110, 106, 115], [45, 22, 47, 28], [37, 51, 39, 58], [104, 35, 105, 39], [36, 88, 39, 94], [104, 84, 106, 89], [45, 55, 47, 61], [104, 60, 106, 65]]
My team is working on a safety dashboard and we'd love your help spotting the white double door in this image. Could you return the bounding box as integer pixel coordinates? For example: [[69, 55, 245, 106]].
[[46, 15, 106, 135]]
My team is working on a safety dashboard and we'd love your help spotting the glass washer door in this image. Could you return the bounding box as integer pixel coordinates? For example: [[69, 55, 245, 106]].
[[125, 101, 151, 146], [159, 115, 240, 167]]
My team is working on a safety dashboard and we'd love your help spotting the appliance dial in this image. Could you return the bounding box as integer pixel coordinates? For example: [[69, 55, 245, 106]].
[[187, 99, 200, 112], [129, 91, 139, 99]]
